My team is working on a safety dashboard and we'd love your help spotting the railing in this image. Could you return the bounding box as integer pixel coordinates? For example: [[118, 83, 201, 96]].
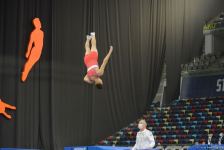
[[188, 144, 224, 150]]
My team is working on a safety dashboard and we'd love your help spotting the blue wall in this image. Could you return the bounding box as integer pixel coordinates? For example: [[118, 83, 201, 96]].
[[180, 74, 224, 99]]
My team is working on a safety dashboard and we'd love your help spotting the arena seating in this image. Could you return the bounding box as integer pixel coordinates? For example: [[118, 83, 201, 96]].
[[181, 53, 223, 72], [98, 97, 224, 149]]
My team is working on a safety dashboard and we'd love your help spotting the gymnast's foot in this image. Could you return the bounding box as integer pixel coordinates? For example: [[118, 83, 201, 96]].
[[86, 35, 91, 40], [90, 32, 95, 37]]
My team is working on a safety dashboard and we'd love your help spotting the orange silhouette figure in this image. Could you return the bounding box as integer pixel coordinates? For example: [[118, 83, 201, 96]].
[[0, 99, 16, 119], [21, 18, 44, 82]]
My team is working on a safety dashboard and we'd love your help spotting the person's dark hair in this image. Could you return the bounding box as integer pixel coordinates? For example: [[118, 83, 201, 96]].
[[95, 83, 103, 89]]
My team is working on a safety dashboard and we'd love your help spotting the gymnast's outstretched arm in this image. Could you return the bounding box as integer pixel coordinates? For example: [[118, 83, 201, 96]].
[[83, 75, 93, 84], [97, 46, 113, 76]]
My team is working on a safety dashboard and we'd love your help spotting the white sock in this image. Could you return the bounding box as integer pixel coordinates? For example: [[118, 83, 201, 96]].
[[86, 35, 91, 40], [90, 32, 95, 36]]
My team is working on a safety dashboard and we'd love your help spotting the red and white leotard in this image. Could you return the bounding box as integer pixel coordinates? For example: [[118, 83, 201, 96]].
[[84, 51, 99, 78]]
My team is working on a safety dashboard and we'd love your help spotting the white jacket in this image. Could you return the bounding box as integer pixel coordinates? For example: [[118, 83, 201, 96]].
[[132, 129, 155, 150]]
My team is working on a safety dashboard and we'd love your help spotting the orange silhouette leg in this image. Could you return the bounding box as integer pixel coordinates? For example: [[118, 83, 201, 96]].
[[21, 50, 40, 82], [2, 111, 12, 119]]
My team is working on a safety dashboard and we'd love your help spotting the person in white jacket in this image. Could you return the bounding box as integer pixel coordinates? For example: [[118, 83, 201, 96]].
[[132, 119, 155, 150]]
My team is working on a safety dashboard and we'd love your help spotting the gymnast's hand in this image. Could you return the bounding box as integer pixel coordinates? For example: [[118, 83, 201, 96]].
[[25, 52, 29, 59], [0, 99, 16, 119], [25, 49, 31, 59]]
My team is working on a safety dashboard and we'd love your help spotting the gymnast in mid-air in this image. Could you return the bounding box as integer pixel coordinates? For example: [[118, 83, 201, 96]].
[[83, 32, 113, 89]]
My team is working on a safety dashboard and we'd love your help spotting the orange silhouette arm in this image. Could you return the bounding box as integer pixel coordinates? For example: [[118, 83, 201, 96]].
[[2, 111, 12, 119], [26, 33, 34, 58], [0, 99, 16, 120]]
